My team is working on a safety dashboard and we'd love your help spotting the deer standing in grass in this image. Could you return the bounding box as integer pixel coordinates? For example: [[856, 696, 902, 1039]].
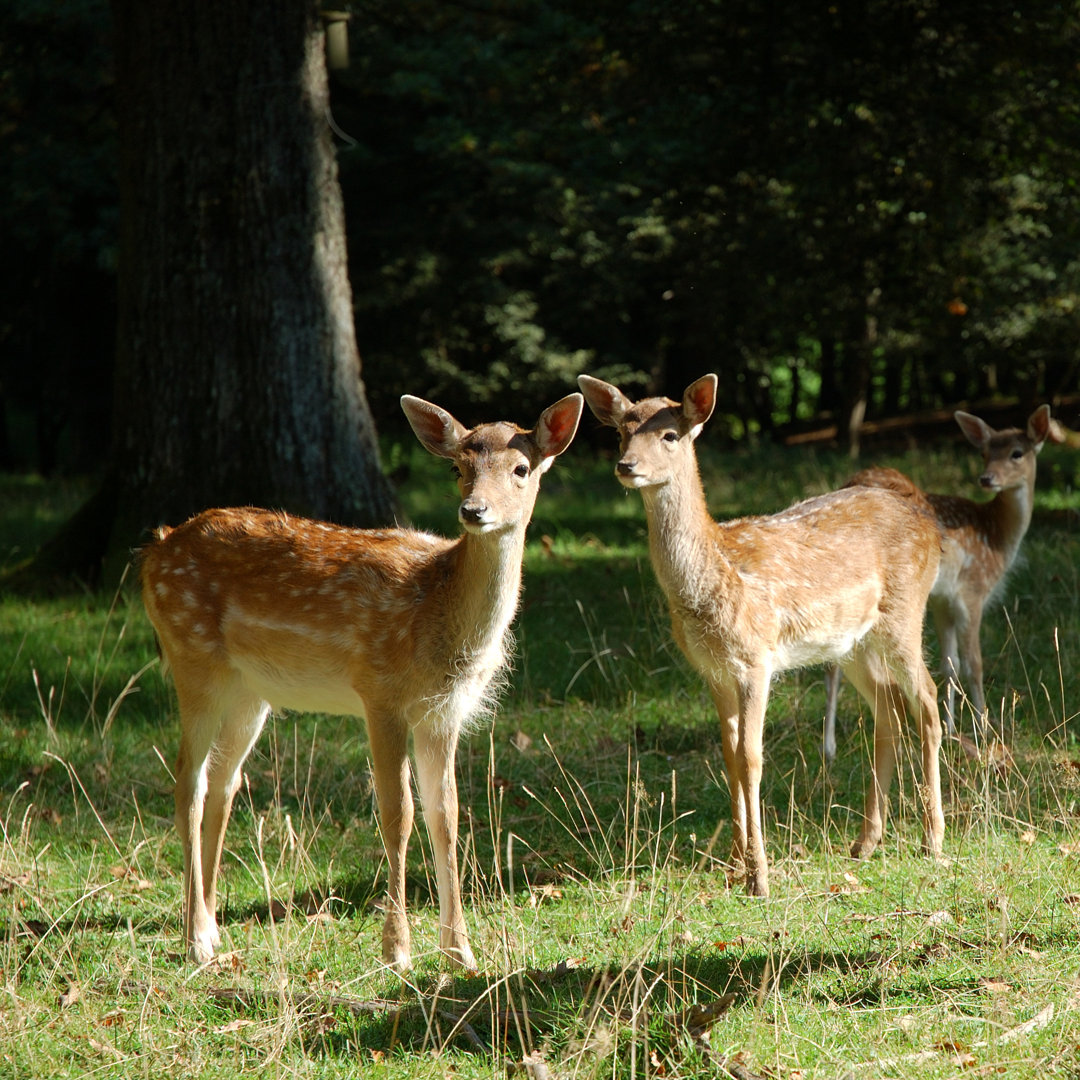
[[822, 404, 1054, 761], [578, 373, 945, 897], [140, 392, 583, 971]]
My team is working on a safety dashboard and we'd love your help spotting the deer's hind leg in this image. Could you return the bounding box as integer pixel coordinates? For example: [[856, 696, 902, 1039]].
[[173, 667, 268, 963], [844, 651, 907, 859], [898, 651, 945, 858]]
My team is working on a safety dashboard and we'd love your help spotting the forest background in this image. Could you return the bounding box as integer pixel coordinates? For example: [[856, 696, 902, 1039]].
[[3, 0, 1080, 484]]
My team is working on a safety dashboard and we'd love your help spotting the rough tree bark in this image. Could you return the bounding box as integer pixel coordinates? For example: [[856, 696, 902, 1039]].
[[40, 0, 398, 583]]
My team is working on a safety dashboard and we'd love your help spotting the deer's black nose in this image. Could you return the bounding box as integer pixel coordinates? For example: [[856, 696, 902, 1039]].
[[616, 459, 636, 476], [460, 501, 487, 524]]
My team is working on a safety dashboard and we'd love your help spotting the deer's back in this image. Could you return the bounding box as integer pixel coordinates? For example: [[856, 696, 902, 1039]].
[[665, 487, 941, 675], [141, 507, 467, 720]]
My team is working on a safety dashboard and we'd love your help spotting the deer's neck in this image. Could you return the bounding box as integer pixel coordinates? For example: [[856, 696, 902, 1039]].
[[446, 526, 526, 656], [976, 479, 1035, 570], [639, 462, 721, 605]]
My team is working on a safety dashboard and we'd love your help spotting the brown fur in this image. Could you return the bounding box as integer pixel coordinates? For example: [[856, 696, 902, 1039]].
[[142, 393, 583, 971], [580, 373, 945, 897], [824, 405, 1054, 755]]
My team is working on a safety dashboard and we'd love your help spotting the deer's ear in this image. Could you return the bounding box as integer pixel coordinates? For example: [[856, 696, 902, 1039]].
[[1027, 403, 1052, 449], [535, 393, 584, 466], [682, 375, 717, 431], [401, 395, 469, 459], [578, 375, 631, 428], [954, 410, 993, 450]]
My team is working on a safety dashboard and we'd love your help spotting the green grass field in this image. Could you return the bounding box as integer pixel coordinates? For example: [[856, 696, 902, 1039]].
[[2, 430, 1080, 1079]]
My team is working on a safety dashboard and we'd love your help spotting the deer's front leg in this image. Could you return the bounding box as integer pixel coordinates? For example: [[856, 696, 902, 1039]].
[[367, 713, 414, 972], [932, 605, 961, 736], [738, 668, 771, 898], [709, 682, 746, 882], [413, 720, 476, 971]]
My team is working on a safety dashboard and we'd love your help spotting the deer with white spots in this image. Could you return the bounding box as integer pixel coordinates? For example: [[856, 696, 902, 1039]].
[[823, 404, 1055, 761], [578, 373, 945, 898], [140, 392, 583, 971]]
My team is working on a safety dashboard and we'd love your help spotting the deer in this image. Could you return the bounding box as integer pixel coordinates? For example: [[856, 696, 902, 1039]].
[[822, 404, 1054, 762], [578, 373, 945, 898], [140, 391, 584, 972]]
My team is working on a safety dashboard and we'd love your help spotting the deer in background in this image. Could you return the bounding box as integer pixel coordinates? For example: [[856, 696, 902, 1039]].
[[578, 373, 944, 898], [141, 392, 583, 971], [823, 404, 1055, 762]]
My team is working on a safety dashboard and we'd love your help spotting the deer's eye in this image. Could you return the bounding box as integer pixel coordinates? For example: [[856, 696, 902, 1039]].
[[662, 431, 679, 443], [1010, 448, 1024, 460], [513, 463, 530, 478]]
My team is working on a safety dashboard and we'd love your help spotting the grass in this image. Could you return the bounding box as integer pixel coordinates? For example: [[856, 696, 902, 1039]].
[[2, 430, 1080, 1078]]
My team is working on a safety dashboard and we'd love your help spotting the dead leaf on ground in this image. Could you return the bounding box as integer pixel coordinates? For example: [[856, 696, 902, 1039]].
[[829, 872, 868, 895], [1010, 933, 1044, 959], [216, 1018, 256, 1035], [933, 1037, 974, 1061], [998, 1003, 1054, 1043], [515, 1050, 553, 1079], [309, 1012, 337, 1036], [208, 950, 244, 974], [528, 883, 563, 907], [87, 1038, 125, 1060], [0, 872, 33, 894], [109, 865, 152, 891], [710, 937, 747, 951]]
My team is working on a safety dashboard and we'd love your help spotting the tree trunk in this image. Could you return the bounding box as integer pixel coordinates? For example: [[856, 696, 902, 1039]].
[[73, 0, 395, 581]]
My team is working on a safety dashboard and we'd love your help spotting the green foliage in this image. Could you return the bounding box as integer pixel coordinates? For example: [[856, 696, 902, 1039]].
[[5, 0, 1080, 462], [341, 0, 1080, 435]]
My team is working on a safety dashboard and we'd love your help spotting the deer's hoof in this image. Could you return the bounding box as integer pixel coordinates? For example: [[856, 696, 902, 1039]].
[[744, 874, 770, 899], [382, 913, 412, 973], [187, 935, 217, 965], [850, 836, 879, 860]]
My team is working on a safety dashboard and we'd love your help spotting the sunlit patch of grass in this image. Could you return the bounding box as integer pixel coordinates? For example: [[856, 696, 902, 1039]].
[[1, 435, 1079, 1077]]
